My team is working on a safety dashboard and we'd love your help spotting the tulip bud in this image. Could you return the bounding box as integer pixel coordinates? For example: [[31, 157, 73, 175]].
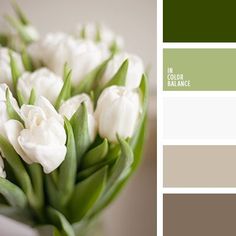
[[59, 94, 97, 141], [95, 86, 141, 142], [74, 23, 124, 50], [17, 68, 63, 104], [28, 33, 110, 87], [0, 48, 24, 89], [23, 25, 39, 42], [101, 52, 144, 89]]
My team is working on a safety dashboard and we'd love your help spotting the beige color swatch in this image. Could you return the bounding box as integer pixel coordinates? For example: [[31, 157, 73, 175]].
[[164, 194, 236, 236], [164, 145, 236, 187]]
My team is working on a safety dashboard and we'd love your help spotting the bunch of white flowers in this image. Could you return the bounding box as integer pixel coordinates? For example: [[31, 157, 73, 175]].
[[0, 3, 148, 236]]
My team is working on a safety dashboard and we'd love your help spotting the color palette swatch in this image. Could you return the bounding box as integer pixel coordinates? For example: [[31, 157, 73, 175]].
[[163, 0, 236, 42], [164, 97, 236, 139], [159, 1, 236, 235], [164, 195, 236, 236], [164, 49, 236, 91], [164, 146, 236, 187]]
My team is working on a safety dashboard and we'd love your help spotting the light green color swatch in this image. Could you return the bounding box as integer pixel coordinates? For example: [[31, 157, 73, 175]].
[[164, 49, 236, 91]]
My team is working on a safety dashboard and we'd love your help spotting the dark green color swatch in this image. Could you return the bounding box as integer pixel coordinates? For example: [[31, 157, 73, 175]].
[[164, 0, 236, 42]]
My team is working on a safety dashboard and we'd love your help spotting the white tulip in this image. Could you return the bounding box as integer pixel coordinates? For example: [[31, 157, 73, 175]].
[[59, 94, 97, 141], [8, 25, 39, 52], [0, 48, 24, 89], [28, 33, 110, 87], [17, 68, 63, 104], [0, 156, 6, 178], [74, 23, 124, 49], [95, 86, 141, 142], [23, 25, 40, 42], [3, 96, 66, 174], [101, 52, 144, 89]]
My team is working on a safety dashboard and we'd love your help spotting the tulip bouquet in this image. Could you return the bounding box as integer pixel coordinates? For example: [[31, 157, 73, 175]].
[[0, 3, 148, 236]]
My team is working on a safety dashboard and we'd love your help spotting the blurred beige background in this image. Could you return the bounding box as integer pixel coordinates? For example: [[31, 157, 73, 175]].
[[0, 0, 157, 235]]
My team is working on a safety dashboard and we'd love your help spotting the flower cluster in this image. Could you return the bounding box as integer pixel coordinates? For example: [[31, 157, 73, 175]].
[[0, 3, 148, 236]]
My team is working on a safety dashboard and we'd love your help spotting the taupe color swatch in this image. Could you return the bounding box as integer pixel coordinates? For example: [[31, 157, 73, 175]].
[[164, 194, 236, 236], [164, 146, 236, 187]]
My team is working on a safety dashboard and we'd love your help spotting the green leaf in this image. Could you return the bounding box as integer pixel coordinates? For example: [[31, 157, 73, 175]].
[[28, 88, 36, 105], [104, 59, 128, 88], [0, 177, 27, 208], [47, 207, 75, 236], [131, 74, 149, 154], [0, 136, 44, 221], [73, 58, 110, 95], [27, 163, 44, 210], [100, 114, 147, 210], [80, 27, 86, 39], [16, 89, 26, 106], [0, 33, 8, 46], [63, 62, 71, 80], [21, 48, 34, 71], [88, 138, 133, 218], [106, 136, 133, 189], [94, 59, 128, 101], [77, 157, 115, 182], [0, 206, 34, 225], [9, 50, 22, 91], [95, 26, 101, 42], [140, 74, 149, 115], [45, 174, 60, 210], [5, 88, 23, 123], [57, 118, 77, 206], [68, 166, 107, 223], [70, 103, 91, 166], [109, 40, 119, 54], [0, 135, 32, 195], [55, 64, 71, 110], [81, 139, 108, 169], [11, 0, 30, 25], [131, 113, 148, 170]]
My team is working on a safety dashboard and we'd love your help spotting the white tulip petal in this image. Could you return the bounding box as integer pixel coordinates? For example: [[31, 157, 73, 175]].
[[18, 140, 66, 174], [36, 96, 64, 124], [21, 105, 47, 129], [17, 68, 63, 104]]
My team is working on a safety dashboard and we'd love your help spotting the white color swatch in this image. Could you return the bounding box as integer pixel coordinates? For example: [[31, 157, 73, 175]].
[[164, 97, 236, 140]]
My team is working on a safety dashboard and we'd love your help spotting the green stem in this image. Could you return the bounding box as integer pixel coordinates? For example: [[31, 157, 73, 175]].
[[28, 164, 45, 222]]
